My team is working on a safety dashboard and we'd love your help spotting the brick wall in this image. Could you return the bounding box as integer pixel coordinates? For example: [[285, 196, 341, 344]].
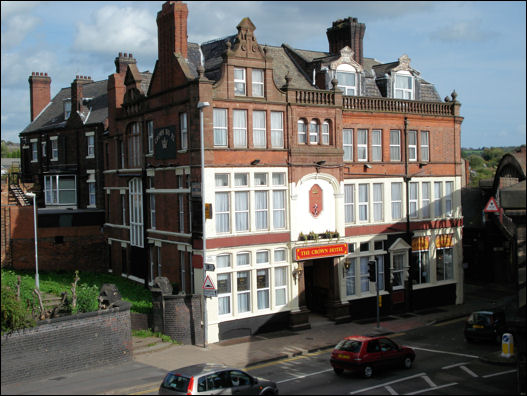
[[1, 301, 132, 385], [162, 294, 203, 345]]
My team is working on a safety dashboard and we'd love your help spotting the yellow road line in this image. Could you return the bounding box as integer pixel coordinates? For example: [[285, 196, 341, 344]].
[[433, 317, 467, 327]]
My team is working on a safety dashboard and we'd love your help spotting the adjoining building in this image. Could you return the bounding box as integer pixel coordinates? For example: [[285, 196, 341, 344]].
[[103, 1, 464, 343]]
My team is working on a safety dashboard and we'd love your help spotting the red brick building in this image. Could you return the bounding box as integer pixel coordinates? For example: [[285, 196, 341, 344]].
[[104, 1, 464, 342]]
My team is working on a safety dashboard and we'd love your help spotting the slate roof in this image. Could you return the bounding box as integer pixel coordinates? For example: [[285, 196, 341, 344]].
[[21, 79, 108, 134]]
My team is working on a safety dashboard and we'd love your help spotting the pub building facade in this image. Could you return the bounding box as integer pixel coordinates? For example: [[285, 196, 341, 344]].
[[104, 1, 464, 342]]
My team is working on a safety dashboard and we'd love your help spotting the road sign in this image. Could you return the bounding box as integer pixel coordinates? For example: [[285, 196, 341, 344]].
[[204, 264, 215, 271], [203, 289, 217, 298], [484, 196, 499, 213], [202, 275, 216, 290]]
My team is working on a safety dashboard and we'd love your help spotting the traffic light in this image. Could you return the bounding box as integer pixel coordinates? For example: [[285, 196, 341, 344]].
[[368, 260, 376, 282]]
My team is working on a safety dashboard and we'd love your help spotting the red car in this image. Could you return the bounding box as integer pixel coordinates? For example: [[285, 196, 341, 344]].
[[330, 335, 415, 378]]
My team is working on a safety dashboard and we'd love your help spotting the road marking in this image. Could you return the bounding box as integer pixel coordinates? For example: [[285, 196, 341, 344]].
[[406, 382, 458, 395], [385, 385, 398, 395], [406, 346, 479, 359], [245, 348, 332, 371], [422, 375, 436, 388], [460, 365, 479, 377], [482, 369, 517, 378], [349, 372, 427, 394], [433, 317, 467, 327], [276, 368, 333, 383], [442, 361, 470, 369]]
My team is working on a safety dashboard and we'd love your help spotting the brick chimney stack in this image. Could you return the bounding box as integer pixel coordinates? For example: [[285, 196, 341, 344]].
[[28, 72, 51, 121], [326, 17, 366, 65], [71, 75, 93, 114], [157, 0, 188, 72], [114, 52, 137, 75]]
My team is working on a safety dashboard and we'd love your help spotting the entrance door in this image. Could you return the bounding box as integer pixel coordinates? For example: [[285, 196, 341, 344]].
[[303, 259, 331, 314]]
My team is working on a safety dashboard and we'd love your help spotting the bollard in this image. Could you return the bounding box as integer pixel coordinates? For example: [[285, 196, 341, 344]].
[[500, 333, 514, 358]]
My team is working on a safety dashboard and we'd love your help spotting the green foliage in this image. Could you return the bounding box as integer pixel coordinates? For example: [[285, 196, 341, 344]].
[[462, 145, 522, 187], [1, 285, 35, 333], [72, 284, 99, 314], [468, 154, 484, 169], [131, 328, 180, 344]]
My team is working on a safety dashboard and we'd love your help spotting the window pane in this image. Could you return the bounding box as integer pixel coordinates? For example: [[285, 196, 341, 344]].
[[270, 112, 283, 147], [217, 255, 231, 268], [213, 109, 228, 146], [253, 111, 266, 147]]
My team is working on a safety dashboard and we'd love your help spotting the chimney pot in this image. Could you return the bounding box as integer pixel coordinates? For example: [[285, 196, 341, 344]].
[[129, 53, 133, 58], [119, 52, 122, 57], [124, 52, 127, 57]]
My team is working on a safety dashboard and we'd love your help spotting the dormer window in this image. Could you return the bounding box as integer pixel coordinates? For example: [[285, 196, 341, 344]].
[[335, 64, 357, 96], [394, 71, 414, 99], [234, 68, 246, 96], [64, 99, 71, 120]]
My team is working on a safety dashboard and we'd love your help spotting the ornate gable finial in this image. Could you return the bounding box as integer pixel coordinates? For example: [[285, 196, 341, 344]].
[[232, 17, 263, 58], [329, 46, 363, 72], [392, 54, 420, 75]]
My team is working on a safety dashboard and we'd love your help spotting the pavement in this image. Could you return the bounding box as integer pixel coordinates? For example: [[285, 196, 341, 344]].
[[132, 282, 519, 371]]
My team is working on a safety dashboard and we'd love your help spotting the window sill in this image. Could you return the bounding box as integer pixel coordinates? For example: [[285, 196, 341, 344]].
[[145, 153, 153, 157], [86, 155, 95, 159]]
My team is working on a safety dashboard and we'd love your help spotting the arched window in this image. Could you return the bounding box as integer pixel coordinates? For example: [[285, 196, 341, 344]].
[[127, 122, 143, 168], [336, 64, 357, 96], [309, 119, 319, 144], [297, 119, 307, 144], [322, 120, 330, 145]]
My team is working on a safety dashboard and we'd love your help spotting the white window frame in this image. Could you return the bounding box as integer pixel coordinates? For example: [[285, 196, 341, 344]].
[[218, 273, 232, 315], [129, 177, 143, 247], [358, 183, 369, 222], [421, 182, 431, 218], [344, 184, 355, 223], [343, 129, 353, 161], [236, 271, 251, 313], [41, 141, 47, 158], [408, 130, 417, 161], [272, 190, 286, 229], [179, 194, 185, 233], [180, 114, 188, 151], [322, 121, 330, 145], [274, 266, 288, 306], [51, 137, 58, 161], [371, 129, 382, 161], [88, 181, 96, 207], [233, 109, 247, 148], [255, 191, 268, 230], [391, 252, 406, 289], [420, 131, 429, 162], [445, 181, 453, 217], [394, 71, 414, 100], [345, 257, 356, 296], [44, 174, 77, 206], [253, 110, 266, 148], [270, 111, 284, 148], [297, 119, 307, 144], [128, 122, 142, 168], [251, 69, 264, 97], [409, 182, 418, 218], [436, 246, 454, 281], [147, 120, 154, 154], [234, 67, 246, 96], [373, 183, 383, 222], [215, 191, 230, 233], [309, 120, 319, 144], [434, 181, 443, 218], [86, 133, 95, 158], [31, 141, 38, 162], [64, 99, 71, 120], [390, 130, 401, 161], [235, 191, 249, 232], [391, 182, 402, 220], [213, 108, 228, 147], [336, 68, 357, 96], [256, 268, 270, 310], [357, 129, 368, 161]]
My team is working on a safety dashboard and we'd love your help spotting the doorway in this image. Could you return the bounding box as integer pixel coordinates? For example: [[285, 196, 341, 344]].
[[303, 258, 332, 315]]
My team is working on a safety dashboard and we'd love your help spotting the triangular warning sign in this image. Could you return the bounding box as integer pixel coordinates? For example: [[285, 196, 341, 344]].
[[202, 275, 216, 290], [484, 196, 499, 213]]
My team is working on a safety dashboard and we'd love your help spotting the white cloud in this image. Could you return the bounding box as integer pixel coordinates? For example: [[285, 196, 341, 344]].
[[430, 19, 496, 42], [0, 3, 40, 48], [0, 1, 40, 20], [74, 5, 157, 57]]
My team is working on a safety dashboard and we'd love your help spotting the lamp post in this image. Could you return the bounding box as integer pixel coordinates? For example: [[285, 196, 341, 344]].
[[25, 192, 39, 290], [198, 101, 210, 348]]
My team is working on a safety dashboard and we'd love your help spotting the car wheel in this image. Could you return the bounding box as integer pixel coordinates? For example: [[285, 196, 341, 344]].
[[403, 356, 413, 369], [362, 365, 373, 378], [333, 367, 344, 376]]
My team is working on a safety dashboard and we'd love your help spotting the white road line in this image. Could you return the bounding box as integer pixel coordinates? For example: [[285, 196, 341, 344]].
[[422, 375, 437, 388], [460, 365, 479, 377], [442, 361, 470, 369], [276, 368, 333, 384], [385, 385, 398, 395], [407, 345, 479, 358], [482, 369, 517, 378], [406, 382, 458, 395], [349, 372, 427, 394]]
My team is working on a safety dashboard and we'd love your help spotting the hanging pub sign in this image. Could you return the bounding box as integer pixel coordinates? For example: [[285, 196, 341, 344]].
[[309, 184, 323, 217], [435, 234, 453, 249], [154, 126, 177, 159], [295, 243, 348, 261], [411, 236, 429, 251]]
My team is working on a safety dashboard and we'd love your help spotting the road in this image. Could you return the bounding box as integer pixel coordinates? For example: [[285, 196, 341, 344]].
[[244, 317, 517, 395]]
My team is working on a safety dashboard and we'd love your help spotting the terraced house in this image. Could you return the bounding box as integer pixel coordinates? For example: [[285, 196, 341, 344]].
[[103, 1, 464, 343]]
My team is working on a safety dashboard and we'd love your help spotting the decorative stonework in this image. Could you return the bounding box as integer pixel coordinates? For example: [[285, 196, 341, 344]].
[[230, 17, 265, 59], [329, 46, 363, 72], [392, 54, 420, 76]]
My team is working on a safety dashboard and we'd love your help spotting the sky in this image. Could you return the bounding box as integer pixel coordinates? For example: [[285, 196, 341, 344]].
[[1, 1, 525, 149]]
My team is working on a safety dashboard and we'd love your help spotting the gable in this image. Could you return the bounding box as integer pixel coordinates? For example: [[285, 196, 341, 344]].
[[388, 237, 411, 252]]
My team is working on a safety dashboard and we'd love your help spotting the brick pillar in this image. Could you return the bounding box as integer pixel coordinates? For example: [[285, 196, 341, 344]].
[[28, 72, 51, 121]]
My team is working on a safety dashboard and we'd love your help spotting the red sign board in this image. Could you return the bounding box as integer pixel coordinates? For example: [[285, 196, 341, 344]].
[[295, 244, 348, 261], [484, 196, 499, 213]]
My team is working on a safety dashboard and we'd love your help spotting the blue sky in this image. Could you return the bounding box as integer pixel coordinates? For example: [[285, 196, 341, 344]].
[[1, 1, 525, 148]]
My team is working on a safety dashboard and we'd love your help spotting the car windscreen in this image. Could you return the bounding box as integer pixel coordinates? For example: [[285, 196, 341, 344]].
[[335, 339, 362, 353], [161, 373, 190, 392]]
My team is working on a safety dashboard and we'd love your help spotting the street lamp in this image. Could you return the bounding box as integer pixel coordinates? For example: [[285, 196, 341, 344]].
[[25, 192, 39, 290], [198, 101, 210, 348]]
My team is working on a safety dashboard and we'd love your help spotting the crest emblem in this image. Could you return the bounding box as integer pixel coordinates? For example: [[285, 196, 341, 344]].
[[309, 184, 323, 217]]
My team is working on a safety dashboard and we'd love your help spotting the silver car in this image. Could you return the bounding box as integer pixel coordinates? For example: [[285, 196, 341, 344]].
[[158, 363, 279, 395]]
